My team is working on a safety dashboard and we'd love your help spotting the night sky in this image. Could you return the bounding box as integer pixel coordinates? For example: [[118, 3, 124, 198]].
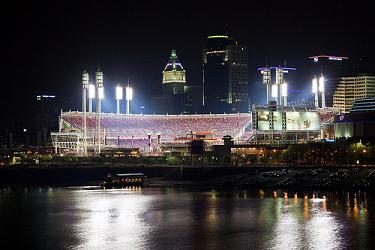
[[3, 1, 374, 119]]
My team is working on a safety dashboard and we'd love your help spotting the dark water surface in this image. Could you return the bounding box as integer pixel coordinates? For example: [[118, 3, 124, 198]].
[[0, 186, 373, 249]]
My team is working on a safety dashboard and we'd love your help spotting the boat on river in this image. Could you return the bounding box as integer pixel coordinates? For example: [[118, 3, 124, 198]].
[[101, 173, 145, 188]]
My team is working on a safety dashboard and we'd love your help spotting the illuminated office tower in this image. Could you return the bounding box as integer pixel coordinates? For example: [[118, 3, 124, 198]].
[[203, 35, 248, 113], [333, 75, 375, 113]]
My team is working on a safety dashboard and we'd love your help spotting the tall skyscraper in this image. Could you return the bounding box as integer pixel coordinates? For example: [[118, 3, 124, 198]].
[[203, 35, 248, 113]]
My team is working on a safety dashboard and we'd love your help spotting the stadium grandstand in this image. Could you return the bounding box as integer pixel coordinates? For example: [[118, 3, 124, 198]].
[[51, 112, 252, 153]]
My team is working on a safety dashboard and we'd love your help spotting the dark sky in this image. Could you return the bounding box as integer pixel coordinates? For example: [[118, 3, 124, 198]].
[[3, 1, 375, 117]]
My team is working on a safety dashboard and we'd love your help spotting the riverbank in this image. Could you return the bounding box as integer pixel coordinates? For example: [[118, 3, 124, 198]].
[[2, 164, 375, 189]]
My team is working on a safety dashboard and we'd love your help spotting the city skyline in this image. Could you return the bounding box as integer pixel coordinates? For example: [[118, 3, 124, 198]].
[[3, 1, 375, 117], [2, 3, 375, 249]]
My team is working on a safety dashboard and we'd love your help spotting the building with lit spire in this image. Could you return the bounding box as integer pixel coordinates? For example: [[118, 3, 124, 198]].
[[162, 49, 186, 95], [152, 49, 193, 114]]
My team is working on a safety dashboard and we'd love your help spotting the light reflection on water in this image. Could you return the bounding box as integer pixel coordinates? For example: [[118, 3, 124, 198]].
[[268, 196, 343, 250], [0, 187, 373, 249], [72, 187, 152, 249]]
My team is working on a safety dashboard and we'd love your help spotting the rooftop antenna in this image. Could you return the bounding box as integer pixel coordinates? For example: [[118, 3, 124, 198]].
[[224, 23, 229, 36]]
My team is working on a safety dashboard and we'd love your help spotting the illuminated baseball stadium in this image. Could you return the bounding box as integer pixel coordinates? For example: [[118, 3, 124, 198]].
[[51, 67, 338, 155], [52, 112, 252, 154]]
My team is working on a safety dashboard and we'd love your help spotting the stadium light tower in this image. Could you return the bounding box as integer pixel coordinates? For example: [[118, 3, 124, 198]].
[[319, 75, 326, 108], [271, 84, 278, 101], [312, 76, 319, 109], [260, 68, 271, 104], [281, 82, 288, 106], [88, 83, 96, 112], [116, 84, 123, 114], [275, 67, 284, 105], [126, 85, 133, 114], [82, 70, 89, 155], [259, 66, 295, 106], [96, 69, 104, 154]]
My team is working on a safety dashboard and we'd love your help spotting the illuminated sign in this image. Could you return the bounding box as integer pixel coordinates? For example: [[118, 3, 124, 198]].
[[257, 111, 320, 131], [309, 55, 349, 61], [286, 112, 320, 131], [257, 111, 282, 131], [257, 111, 270, 130], [36, 95, 55, 100], [328, 56, 343, 61]]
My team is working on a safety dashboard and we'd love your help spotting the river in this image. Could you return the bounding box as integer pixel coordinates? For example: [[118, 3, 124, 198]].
[[0, 186, 373, 249]]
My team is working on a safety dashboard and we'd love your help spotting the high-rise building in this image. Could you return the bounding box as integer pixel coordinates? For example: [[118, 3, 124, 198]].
[[203, 35, 248, 113], [333, 75, 375, 113], [162, 49, 186, 95], [152, 50, 191, 114]]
